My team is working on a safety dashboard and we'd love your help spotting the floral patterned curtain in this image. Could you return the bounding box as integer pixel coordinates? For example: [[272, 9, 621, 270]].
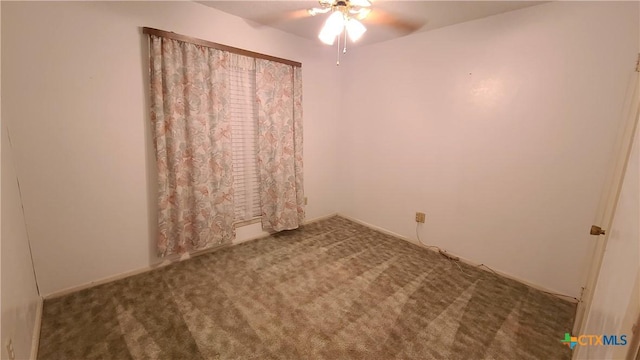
[[256, 60, 305, 231], [149, 35, 235, 256]]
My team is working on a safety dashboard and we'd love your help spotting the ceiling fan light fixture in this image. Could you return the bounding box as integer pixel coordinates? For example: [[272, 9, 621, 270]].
[[308, 7, 331, 16], [319, 11, 345, 45], [346, 18, 366, 42], [318, 27, 337, 45], [351, 7, 371, 20]]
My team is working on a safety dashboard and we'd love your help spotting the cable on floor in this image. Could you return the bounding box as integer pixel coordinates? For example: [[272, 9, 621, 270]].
[[416, 223, 471, 277], [415, 223, 580, 302]]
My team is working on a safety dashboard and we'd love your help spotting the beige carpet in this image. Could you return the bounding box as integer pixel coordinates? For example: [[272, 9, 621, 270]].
[[38, 216, 575, 359]]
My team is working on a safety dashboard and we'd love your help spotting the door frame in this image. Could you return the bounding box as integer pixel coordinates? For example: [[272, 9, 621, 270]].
[[573, 68, 640, 335]]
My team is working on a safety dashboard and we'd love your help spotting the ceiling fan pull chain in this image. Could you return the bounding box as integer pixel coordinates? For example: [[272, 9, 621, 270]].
[[343, 28, 348, 54], [336, 30, 341, 66]]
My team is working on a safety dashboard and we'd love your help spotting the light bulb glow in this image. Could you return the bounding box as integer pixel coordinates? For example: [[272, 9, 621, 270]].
[[319, 11, 345, 45], [346, 18, 366, 42]]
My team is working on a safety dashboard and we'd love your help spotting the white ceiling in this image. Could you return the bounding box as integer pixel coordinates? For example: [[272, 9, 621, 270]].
[[198, 1, 546, 47]]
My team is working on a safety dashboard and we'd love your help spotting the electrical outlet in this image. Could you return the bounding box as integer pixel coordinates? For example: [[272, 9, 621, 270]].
[[6, 338, 15, 360], [415, 212, 426, 223], [304, 197, 308, 205]]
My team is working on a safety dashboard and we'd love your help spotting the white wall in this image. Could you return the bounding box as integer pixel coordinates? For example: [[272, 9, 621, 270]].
[[5, 0, 637, 302], [2, 1, 341, 296], [338, 1, 639, 297], [1, 128, 41, 360], [1, 2, 43, 357]]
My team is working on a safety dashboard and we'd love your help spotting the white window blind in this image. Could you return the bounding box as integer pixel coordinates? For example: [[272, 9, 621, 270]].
[[229, 58, 261, 222]]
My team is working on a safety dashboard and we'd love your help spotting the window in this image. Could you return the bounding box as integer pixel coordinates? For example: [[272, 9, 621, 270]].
[[146, 27, 304, 255], [229, 61, 261, 223]]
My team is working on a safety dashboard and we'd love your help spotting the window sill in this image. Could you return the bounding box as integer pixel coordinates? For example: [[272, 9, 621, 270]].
[[233, 217, 261, 228]]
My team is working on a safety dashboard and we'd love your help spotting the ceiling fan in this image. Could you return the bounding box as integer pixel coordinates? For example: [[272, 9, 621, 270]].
[[305, 0, 422, 64], [307, 0, 372, 45], [263, 0, 422, 65]]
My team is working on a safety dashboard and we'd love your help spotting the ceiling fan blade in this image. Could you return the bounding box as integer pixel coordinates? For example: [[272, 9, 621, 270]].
[[350, 0, 372, 7], [309, 7, 332, 16], [365, 8, 424, 34], [350, 7, 371, 20]]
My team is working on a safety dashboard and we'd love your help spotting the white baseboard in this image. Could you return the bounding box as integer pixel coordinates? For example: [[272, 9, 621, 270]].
[[46, 213, 340, 299], [304, 213, 339, 224], [30, 296, 43, 360], [45, 266, 158, 300], [337, 213, 578, 304], [44, 243, 230, 299], [45, 212, 574, 304], [337, 214, 414, 243]]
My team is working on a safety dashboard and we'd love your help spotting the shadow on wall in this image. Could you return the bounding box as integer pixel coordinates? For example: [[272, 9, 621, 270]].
[[139, 28, 160, 267]]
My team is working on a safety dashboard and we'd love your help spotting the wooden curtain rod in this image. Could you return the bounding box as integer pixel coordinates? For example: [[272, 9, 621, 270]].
[[142, 27, 302, 68]]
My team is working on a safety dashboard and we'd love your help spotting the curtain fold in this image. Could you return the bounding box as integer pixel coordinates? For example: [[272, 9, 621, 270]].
[[256, 60, 305, 231], [149, 35, 235, 256]]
